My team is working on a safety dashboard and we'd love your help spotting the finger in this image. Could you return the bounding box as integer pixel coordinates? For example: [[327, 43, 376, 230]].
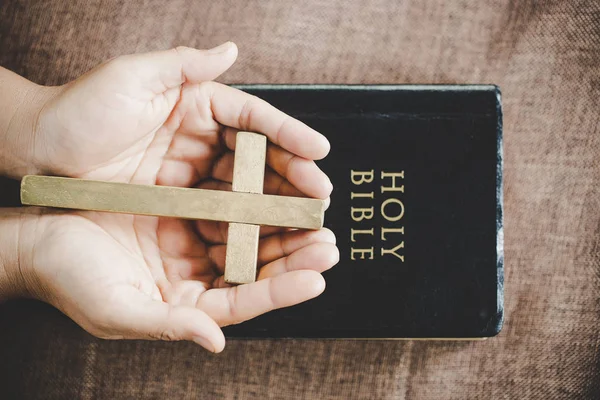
[[263, 170, 307, 198], [257, 229, 337, 267], [197, 178, 232, 191], [209, 151, 235, 182], [201, 82, 330, 160], [211, 152, 306, 198], [102, 288, 225, 352], [266, 144, 332, 199], [158, 218, 206, 258], [220, 133, 332, 198], [196, 270, 326, 326], [156, 159, 200, 188], [195, 219, 287, 245], [195, 218, 228, 245], [157, 218, 215, 281], [115, 43, 238, 95], [207, 228, 336, 271], [258, 242, 339, 280], [157, 128, 223, 187]]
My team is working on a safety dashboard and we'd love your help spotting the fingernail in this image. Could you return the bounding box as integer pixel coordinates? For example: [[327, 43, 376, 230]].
[[321, 173, 333, 196], [323, 136, 331, 152], [193, 336, 216, 352], [314, 275, 326, 294], [207, 41, 232, 54], [323, 227, 336, 244], [326, 176, 333, 192]]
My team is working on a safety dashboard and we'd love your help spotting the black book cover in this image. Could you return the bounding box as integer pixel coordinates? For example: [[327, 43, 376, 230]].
[[224, 85, 504, 339]]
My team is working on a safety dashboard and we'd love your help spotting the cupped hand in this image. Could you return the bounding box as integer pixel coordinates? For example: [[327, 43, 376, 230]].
[[22, 42, 338, 352]]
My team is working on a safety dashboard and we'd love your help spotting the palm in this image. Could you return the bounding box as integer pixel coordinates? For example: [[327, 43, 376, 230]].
[[54, 82, 248, 325], [33, 45, 338, 350]]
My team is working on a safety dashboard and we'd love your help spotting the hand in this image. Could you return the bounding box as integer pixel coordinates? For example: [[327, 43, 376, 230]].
[[14, 42, 338, 352]]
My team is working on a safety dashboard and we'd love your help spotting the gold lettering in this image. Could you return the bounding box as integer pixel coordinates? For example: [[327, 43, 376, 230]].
[[381, 226, 405, 240], [351, 228, 374, 242], [351, 247, 375, 260], [381, 198, 404, 222], [351, 170, 374, 185], [351, 207, 374, 222], [381, 242, 405, 261], [351, 191, 374, 199], [349, 169, 407, 261], [381, 171, 405, 193]]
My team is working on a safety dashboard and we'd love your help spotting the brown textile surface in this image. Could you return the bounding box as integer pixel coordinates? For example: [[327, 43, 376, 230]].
[[0, 0, 599, 398]]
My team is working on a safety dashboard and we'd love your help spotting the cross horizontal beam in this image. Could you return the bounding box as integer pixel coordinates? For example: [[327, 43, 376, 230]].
[[21, 175, 325, 230]]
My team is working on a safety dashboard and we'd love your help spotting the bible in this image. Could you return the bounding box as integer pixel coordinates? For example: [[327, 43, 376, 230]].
[[223, 84, 504, 339]]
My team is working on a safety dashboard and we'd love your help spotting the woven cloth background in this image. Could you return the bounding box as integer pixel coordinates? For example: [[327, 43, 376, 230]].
[[0, 0, 599, 398]]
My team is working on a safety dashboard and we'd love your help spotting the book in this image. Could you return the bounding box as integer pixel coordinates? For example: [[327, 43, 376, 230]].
[[223, 84, 504, 339]]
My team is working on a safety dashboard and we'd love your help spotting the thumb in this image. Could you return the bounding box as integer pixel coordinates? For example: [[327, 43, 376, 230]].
[[113, 42, 238, 92], [112, 290, 226, 352]]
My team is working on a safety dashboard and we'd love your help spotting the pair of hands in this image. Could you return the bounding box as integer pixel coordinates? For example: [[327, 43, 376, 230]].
[[1, 42, 338, 352]]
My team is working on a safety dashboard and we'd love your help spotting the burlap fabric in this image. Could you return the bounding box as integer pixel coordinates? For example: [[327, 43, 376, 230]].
[[0, 1, 598, 398]]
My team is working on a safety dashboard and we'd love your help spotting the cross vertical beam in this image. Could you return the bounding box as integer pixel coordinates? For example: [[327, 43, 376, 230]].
[[224, 132, 267, 285]]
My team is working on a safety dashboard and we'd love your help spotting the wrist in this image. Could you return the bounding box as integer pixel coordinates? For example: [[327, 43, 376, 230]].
[[0, 67, 58, 179], [0, 208, 47, 302]]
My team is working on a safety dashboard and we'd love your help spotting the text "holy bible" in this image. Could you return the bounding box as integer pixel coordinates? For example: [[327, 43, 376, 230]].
[[349, 169, 405, 262]]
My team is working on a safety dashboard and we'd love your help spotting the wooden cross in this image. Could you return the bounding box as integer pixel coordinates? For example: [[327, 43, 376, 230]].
[[20, 132, 326, 285]]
